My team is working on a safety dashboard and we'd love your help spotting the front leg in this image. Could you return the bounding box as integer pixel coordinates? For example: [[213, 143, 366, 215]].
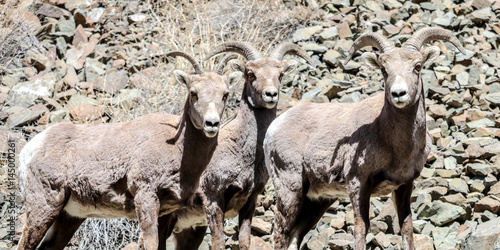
[[204, 199, 225, 250], [393, 183, 415, 250], [348, 178, 371, 250], [238, 194, 259, 250], [135, 190, 160, 250]]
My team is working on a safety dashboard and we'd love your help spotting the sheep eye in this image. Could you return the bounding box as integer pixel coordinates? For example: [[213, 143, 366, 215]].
[[247, 71, 255, 80], [222, 93, 229, 102], [414, 64, 422, 72], [190, 91, 198, 99], [279, 72, 284, 81]]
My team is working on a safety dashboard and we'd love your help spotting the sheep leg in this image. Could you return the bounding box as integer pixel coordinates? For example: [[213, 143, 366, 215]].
[[17, 188, 67, 250], [38, 211, 86, 250], [273, 187, 303, 250], [294, 197, 334, 245], [237, 193, 259, 250], [135, 190, 160, 250], [205, 200, 225, 250], [348, 180, 371, 250], [173, 226, 207, 250], [393, 183, 415, 250], [157, 214, 177, 250]]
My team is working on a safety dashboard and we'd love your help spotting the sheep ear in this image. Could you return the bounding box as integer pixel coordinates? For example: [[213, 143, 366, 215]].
[[230, 59, 246, 73], [173, 70, 191, 86], [282, 60, 298, 75], [362, 52, 380, 69], [228, 71, 243, 88], [422, 46, 441, 68]]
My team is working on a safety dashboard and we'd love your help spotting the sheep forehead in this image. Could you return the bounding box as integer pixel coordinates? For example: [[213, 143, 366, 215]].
[[190, 72, 228, 91], [380, 49, 422, 69], [247, 58, 282, 72]]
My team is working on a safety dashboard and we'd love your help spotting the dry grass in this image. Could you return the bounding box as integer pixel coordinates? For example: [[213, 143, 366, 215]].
[[3, 0, 316, 248], [0, 0, 41, 75]]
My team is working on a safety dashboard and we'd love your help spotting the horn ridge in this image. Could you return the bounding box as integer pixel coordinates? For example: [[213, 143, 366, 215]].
[[214, 54, 239, 75], [165, 51, 204, 74], [269, 42, 314, 65], [344, 32, 394, 64], [204, 42, 262, 61], [403, 27, 466, 54]]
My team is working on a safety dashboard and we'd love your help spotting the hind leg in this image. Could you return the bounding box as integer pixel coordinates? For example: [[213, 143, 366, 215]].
[[273, 183, 304, 250], [18, 189, 67, 250], [38, 211, 86, 250], [293, 197, 334, 247], [238, 193, 260, 250], [174, 226, 207, 250], [158, 214, 177, 250]]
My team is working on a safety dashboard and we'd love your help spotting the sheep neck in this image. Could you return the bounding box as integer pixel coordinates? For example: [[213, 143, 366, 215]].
[[378, 86, 427, 158], [176, 101, 219, 198]]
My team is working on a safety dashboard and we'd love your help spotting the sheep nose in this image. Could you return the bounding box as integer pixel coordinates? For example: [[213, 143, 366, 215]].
[[264, 89, 278, 99], [204, 119, 220, 128], [391, 89, 407, 98]]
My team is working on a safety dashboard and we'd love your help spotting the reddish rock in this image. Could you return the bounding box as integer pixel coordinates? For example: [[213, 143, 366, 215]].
[[73, 24, 88, 47], [337, 21, 352, 39], [64, 65, 79, 88], [474, 196, 500, 213], [36, 3, 71, 18], [251, 237, 272, 250], [70, 105, 104, 122]]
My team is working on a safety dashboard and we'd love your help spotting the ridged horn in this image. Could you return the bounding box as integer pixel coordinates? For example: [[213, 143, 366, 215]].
[[204, 42, 262, 61], [403, 27, 466, 54], [344, 33, 394, 64], [214, 54, 238, 75], [269, 42, 314, 65], [165, 51, 204, 74]]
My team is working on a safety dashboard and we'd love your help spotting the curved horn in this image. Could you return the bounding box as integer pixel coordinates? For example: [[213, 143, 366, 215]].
[[204, 42, 262, 61], [269, 42, 314, 65], [344, 33, 394, 64], [403, 27, 466, 54], [214, 54, 238, 75], [165, 51, 204, 74]]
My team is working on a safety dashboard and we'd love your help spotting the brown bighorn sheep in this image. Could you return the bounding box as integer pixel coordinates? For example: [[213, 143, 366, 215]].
[[264, 27, 465, 250], [17, 51, 241, 250], [156, 42, 313, 250]]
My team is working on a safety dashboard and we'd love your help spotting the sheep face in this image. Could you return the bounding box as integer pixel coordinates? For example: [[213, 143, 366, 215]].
[[174, 70, 231, 137], [364, 46, 440, 109], [233, 58, 297, 109]]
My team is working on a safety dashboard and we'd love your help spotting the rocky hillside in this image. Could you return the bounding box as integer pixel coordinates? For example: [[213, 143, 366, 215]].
[[1, 0, 500, 249]]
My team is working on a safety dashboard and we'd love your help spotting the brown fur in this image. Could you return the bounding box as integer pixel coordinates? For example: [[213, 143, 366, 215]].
[[264, 48, 438, 250], [158, 57, 300, 250], [17, 70, 233, 250]]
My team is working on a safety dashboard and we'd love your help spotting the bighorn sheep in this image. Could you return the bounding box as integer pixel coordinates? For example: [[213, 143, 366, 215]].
[[156, 42, 313, 250], [17, 51, 241, 250], [264, 27, 465, 249]]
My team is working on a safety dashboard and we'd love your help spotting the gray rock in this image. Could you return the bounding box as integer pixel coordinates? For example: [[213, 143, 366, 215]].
[[432, 226, 457, 249], [463, 217, 500, 250], [8, 72, 58, 107], [5, 107, 44, 128], [485, 92, 500, 105], [302, 43, 328, 53], [469, 7, 492, 22], [318, 27, 339, 41], [292, 26, 323, 42], [323, 50, 341, 67], [467, 163, 493, 177], [456, 71, 469, 87], [94, 71, 129, 94], [428, 200, 466, 226], [433, 12, 457, 27], [85, 58, 106, 82], [67, 94, 98, 107], [448, 178, 469, 194]]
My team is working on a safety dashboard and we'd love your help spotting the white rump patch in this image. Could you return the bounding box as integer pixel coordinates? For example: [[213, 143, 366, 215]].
[[18, 128, 49, 196]]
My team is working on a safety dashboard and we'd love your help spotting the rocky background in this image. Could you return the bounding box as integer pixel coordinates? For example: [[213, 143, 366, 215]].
[[0, 0, 499, 249]]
